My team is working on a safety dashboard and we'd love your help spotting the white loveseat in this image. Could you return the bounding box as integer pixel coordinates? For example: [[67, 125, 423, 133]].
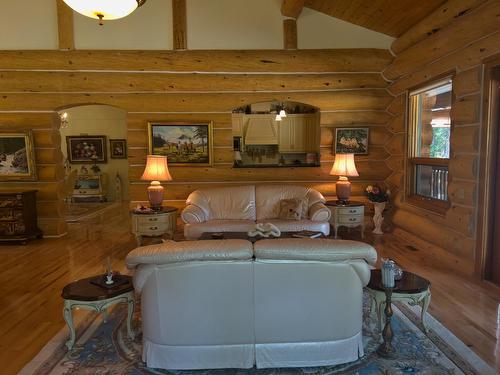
[[125, 238, 377, 370], [181, 185, 331, 240]]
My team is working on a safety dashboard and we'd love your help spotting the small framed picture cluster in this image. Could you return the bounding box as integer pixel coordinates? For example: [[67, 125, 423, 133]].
[[66, 136, 127, 163]]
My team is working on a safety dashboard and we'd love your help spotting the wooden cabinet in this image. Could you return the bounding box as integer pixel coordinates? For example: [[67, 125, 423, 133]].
[[278, 114, 319, 153], [0, 190, 42, 244], [73, 174, 107, 202]]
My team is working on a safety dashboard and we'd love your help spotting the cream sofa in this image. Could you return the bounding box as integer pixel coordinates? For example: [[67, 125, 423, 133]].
[[126, 238, 377, 370], [181, 185, 331, 240]]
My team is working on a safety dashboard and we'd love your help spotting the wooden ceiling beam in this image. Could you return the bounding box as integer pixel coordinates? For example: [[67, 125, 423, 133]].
[[56, 0, 74, 50], [281, 0, 305, 19], [283, 19, 298, 49], [0, 50, 393, 72], [172, 0, 187, 50]]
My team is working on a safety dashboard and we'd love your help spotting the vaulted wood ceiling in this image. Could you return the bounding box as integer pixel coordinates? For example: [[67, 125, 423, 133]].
[[304, 0, 447, 37]]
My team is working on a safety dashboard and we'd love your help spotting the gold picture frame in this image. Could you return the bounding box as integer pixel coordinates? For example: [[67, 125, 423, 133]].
[[0, 130, 37, 181], [148, 122, 214, 166]]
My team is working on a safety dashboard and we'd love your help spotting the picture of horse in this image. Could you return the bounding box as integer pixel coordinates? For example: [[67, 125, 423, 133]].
[[335, 128, 369, 155], [148, 122, 213, 166], [0, 131, 37, 180]]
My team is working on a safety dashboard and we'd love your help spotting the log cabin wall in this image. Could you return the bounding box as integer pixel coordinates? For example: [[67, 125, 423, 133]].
[[383, 0, 500, 276], [0, 49, 394, 236], [0, 113, 66, 237]]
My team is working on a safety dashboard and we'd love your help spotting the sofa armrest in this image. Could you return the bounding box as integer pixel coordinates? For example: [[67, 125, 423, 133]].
[[309, 202, 331, 221], [181, 204, 207, 224]]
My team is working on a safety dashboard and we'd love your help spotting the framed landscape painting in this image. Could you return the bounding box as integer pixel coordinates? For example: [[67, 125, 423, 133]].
[[335, 127, 369, 155], [0, 131, 37, 181], [110, 139, 127, 159], [67, 135, 107, 163], [148, 122, 213, 166]]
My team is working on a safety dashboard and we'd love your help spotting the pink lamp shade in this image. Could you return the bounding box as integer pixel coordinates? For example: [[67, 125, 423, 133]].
[[329, 153, 358, 203], [141, 155, 172, 210]]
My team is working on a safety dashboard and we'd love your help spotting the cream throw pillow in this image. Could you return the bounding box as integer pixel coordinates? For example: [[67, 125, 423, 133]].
[[278, 199, 303, 220]]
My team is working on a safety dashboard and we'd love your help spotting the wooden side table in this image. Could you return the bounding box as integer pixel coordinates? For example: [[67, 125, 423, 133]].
[[131, 206, 177, 246], [366, 269, 432, 333], [61, 275, 135, 350], [325, 200, 365, 239]]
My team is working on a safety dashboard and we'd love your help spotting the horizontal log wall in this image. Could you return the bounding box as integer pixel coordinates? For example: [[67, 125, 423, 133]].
[[0, 49, 394, 233], [0, 113, 67, 236], [384, 0, 500, 274]]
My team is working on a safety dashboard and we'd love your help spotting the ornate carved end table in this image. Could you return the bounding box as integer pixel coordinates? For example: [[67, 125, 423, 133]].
[[131, 206, 178, 246], [61, 274, 135, 350], [367, 269, 432, 333], [325, 200, 365, 239]]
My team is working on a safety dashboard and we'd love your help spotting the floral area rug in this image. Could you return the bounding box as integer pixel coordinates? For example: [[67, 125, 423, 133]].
[[21, 293, 495, 375]]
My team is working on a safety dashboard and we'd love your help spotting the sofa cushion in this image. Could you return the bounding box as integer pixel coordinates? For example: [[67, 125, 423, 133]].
[[256, 219, 330, 236], [254, 238, 377, 265], [186, 185, 256, 221], [184, 219, 256, 240], [255, 185, 323, 220], [126, 239, 253, 268]]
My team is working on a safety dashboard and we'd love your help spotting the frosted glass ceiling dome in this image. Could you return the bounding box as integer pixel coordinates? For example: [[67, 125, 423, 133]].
[[63, 0, 146, 22]]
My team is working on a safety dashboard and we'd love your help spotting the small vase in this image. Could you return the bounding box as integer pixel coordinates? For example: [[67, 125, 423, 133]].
[[372, 201, 386, 235]]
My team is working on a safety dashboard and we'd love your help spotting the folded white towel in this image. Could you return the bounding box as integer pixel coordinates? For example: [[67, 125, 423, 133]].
[[247, 223, 281, 238]]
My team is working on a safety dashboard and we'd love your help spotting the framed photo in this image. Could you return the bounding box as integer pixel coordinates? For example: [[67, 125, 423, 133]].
[[335, 127, 369, 155], [109, 139, 127, 159], [148, 122, 213, 166], [0, 131, 37, 181], [67, 135, 107, 163]]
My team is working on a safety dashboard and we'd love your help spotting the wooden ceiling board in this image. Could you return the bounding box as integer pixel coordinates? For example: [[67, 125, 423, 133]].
[[304, 0, 446, 37]]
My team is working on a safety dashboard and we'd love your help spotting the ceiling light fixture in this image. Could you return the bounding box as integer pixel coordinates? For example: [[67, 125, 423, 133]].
[[63, 0, 147, 25]]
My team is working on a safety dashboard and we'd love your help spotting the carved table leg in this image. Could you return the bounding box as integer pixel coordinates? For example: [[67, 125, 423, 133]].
[[135, 234, 142, 247], [126, 292, 135, 339], [377, 287, 396, 358], [102, 308, 109, 323], [421, 290, 432, 333], [377, 298, 386, 334], [63, 300, 76, 350]]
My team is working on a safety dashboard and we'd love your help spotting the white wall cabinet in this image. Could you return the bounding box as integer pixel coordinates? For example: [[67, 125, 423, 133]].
[[232, 113, 244, 137]]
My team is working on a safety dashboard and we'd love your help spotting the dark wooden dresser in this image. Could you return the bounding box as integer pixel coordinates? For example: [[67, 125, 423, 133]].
[[0, 190, 43, 244]]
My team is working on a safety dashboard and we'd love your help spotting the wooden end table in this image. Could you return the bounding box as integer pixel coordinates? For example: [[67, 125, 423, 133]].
[[131, 206, 178, 246], [61, 275, 135, 350], [366, 269, 431, 333], [325, 201, 365, 239]]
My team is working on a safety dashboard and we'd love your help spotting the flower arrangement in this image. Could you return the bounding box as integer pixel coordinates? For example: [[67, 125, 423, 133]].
[[365, 185, 390, 203]]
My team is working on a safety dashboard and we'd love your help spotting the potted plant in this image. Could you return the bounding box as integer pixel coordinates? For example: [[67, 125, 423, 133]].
[[365, 185, 390, 235]]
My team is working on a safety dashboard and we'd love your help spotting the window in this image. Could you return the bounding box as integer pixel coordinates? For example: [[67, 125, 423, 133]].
[[407, 78, 452, 210]]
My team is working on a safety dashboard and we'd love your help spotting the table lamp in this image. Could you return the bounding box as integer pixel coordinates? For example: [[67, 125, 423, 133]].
[[140, 155, 172, 211], [330, 153, 358, 205]]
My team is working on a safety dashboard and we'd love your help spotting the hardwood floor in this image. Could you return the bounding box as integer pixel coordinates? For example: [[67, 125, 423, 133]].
[[1, 203, 500, 373]]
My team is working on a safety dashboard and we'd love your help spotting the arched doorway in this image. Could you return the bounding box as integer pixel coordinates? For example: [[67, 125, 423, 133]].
[[58, 104, 129, 205]]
